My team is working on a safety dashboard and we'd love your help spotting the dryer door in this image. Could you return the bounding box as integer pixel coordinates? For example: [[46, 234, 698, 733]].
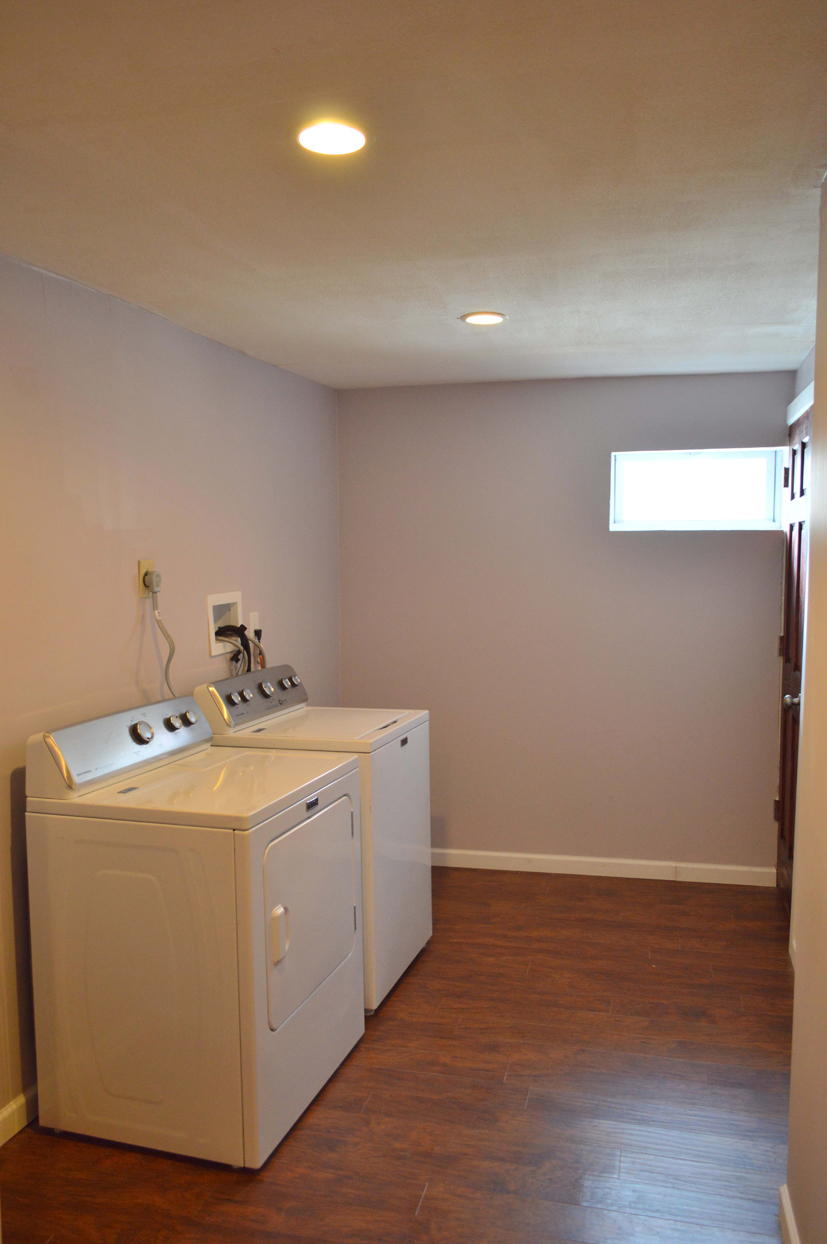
[[264, 796, 356, 1031]]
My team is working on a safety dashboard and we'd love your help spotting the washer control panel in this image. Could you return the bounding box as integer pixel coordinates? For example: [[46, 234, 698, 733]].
[[203, 664, 308, 730]]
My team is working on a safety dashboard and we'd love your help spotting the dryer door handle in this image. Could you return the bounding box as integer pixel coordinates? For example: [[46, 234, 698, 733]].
[[270, 905, 290, 964]]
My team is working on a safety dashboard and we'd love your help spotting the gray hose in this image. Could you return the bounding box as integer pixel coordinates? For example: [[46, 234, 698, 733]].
[[151, 591, 177, 697], [249, 635, 268, 668]]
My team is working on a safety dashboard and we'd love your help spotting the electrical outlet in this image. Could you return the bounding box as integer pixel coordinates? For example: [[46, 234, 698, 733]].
[[138, 559, 154, 598]]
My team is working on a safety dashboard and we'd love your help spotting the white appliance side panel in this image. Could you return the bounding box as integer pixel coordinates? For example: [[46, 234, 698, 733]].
[[26, 814, 244, 1165], [358, 758, 376, 1006], [234, 772, 365, 1168], [366, 721, 433, 1010]]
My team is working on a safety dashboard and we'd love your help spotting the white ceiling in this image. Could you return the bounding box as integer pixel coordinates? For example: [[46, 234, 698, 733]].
[[0, 0, 824, 389]]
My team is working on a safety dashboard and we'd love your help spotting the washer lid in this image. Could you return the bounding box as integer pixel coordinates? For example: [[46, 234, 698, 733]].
[[27, 747, 358, 830], [236, 706, 428, 751]]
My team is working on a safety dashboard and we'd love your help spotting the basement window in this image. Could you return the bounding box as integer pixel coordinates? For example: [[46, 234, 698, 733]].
[[610, 448, 785, 531]]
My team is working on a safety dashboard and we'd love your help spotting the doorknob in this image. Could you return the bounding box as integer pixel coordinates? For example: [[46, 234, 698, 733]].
[[783, 695, 801, 710]]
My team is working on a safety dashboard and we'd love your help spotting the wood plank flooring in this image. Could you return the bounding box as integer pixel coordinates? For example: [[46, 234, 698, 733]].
[[0, 868, 793, 1243]]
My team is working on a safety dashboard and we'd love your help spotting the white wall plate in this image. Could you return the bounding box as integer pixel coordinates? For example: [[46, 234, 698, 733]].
[[207, 591, 243, 657]]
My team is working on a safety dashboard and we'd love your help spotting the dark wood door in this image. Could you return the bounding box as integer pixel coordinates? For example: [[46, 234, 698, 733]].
[[777, 409, 812, 911]]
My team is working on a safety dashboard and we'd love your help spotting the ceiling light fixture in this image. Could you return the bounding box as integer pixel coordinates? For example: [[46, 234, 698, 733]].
[[298, 121, 366, 155], [460, 311, 506, 325]]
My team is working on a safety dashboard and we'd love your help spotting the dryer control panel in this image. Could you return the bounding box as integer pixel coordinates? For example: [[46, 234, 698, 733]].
[[27, 696, 213, 798], [197, 665, 308, 733]]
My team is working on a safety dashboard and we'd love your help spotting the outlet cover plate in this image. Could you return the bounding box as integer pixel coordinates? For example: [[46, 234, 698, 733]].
[[138, 559, 154, 598]]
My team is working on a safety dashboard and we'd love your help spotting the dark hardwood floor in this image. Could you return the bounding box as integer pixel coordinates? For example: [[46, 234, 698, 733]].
[[0, 868, 793, 1243]]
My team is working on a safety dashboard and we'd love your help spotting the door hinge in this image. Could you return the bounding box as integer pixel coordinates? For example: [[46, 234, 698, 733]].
[[353, 905, 357, 930], [784, 466, 790, 488], [778, 634, 784, 657], [773, 798, 780, 823]]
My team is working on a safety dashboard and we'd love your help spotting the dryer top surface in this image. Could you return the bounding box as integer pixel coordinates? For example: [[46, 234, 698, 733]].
[[28, 746, 358, 830]]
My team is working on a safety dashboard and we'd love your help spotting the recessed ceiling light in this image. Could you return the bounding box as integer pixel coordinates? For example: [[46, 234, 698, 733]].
[[460, 311, 506, 325], [298, 121, 366, 155]]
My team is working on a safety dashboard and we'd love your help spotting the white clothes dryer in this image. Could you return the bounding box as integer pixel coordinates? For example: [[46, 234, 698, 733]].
[[194, 667, 432, 1011], [26, 695, 364, 1168]]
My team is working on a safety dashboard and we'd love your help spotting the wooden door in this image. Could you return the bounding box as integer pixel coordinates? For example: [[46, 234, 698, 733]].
[[777, 409, 812, 911]]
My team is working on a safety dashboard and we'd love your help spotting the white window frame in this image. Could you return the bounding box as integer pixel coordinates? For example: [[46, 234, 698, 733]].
[[609, 447, 786, 532]]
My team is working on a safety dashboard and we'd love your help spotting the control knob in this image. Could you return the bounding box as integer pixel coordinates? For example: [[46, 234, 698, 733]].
[[227, 691, 241, 706], [260, 681, 274, 698], [291, 675, 301, 686], [241, 688, 254, 702], [165, 714, 183, 732], [279, 678, 292, 690], [131, 721, 155, 745], [181, 709, 198, 726]]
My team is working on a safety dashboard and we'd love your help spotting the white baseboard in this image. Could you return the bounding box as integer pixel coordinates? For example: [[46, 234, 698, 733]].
[[779, 1184, 801, 1244], [674, 861, 775, 886], [0, 1084, 37, 1147], [431, 848, 776, 887]]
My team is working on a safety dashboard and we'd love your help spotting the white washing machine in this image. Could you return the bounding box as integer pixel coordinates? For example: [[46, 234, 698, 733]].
[[194, 666, 432, 1011], [26, 695, 364, 1168]]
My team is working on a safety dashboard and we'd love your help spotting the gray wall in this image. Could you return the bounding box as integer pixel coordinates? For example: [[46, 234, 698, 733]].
[[0, 254, 340, 1123], [785, 188, 827, 1244], [339, 371, 791, 865]]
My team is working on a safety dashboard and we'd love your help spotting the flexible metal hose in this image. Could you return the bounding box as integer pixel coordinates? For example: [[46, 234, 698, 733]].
[[151, 591, 177, 697]]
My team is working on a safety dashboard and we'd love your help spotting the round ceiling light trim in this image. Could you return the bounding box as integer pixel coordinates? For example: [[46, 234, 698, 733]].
[[460, 311, 506, 325], [298, 121, 366, 155]]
